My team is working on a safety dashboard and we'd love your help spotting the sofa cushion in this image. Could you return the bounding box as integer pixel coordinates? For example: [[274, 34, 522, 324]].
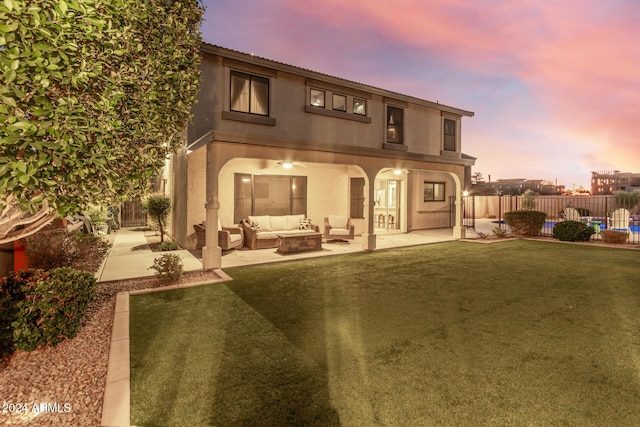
[[256, 232, 279, 239], [248, 215, 271, 231], [217, 218, 222, 231], [287, 214, 305, 230], [229, 234, 242, 243], [270, 215, 288, 232], [329, 228, 351, 236], [328, 215, 348, 229]]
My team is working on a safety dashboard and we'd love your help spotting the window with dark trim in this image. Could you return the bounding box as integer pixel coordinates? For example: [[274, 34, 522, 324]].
[[230, 71, 269, 116], [387, 106, 403, 144], [424, 181, 445, 202], [443, 118, 456, 151], [353, 98, 366, 115], [333, 94, 346, 112], [310, 89, 325, 107], [350, 177, 365, 219], [234, 174, 307, 223]]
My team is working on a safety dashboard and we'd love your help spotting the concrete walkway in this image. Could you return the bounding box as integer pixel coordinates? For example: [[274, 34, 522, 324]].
[[96, 228, 204, 282], [96, 227, 464, 281]]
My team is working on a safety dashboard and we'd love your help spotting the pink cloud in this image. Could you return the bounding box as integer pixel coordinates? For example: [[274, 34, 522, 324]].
[[284, 0, 640, 181]]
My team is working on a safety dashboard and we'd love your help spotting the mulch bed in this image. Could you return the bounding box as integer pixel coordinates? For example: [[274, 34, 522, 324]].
[[0, 244, 220, 426]]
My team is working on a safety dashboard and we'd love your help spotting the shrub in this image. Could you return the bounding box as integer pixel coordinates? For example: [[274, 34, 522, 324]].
[[552, 221, 594, 242], [25, 231, 111, 273], [143, 195, 171, 242], [0, 271, 31, 356], [493, 227, 507, 238], [601, 229, 629, 244], [158, 241, 179, 251], [10, 268, 98, 351], [24, 229, 75, 270], [150, 253, 183, 282], [504, 211, 547, 236]]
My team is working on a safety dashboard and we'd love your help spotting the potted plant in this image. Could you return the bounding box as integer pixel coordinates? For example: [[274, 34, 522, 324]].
[[88, 206, 109, 235]]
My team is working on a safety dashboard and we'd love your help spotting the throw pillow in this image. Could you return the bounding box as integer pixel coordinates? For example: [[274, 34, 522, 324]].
[[251, 221, 262, 232], [298, 218, 312, 230]]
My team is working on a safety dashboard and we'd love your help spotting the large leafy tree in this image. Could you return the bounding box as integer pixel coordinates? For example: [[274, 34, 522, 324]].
[[0, 0, 203, 241]]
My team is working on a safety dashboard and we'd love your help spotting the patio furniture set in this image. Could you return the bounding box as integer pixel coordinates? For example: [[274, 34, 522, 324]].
[[193, 214, 355, 254], [563, 207, 634, 234]]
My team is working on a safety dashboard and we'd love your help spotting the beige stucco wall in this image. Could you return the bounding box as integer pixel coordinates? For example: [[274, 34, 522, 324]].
[[190, 53, 464, 158], [171, 46, 474, 253], [217, 158, 352, 226], [407, 171, 456, 230]]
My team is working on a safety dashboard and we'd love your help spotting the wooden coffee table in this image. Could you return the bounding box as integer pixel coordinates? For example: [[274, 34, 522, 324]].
[[276, 232, 323, 254]]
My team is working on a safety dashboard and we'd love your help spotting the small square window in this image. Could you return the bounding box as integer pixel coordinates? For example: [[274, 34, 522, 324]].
[[333, 94, 346, 112], [353, 98, 366, 115], [310, 89, 325, 108]]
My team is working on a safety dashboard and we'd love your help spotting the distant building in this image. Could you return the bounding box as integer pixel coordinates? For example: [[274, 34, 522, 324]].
[[471, 177, 561, 195], [591, 171, 640, 194]]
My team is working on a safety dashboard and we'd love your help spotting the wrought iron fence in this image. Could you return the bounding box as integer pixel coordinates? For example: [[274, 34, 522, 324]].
[[462, 195, 639, 244]]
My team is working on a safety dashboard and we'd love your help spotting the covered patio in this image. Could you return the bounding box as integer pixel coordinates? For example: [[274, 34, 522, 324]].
[[205, 228, 456, 268]]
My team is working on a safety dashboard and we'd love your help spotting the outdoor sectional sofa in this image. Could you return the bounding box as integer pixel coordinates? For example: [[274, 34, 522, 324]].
[[240, 214, 319, 249]]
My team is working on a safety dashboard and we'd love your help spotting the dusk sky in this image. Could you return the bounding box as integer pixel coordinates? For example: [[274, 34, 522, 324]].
[[201, 0, 640, 189]]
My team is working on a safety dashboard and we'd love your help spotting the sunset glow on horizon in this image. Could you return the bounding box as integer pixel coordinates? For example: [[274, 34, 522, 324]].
[[202, 0, 640, 189]]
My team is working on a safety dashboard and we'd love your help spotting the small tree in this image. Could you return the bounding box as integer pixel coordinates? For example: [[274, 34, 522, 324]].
[[614, 190, 640, 212], [143, 195, 171, 242], [1, 0, 203, 240], [521, 189, 537, 210], [472, 172, 485, 184]]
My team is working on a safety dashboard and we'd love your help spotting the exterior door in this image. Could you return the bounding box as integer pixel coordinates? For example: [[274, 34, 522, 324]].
[[374, 179, 401, 231]]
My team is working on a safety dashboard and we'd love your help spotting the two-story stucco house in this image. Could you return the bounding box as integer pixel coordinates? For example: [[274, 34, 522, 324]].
[[166, 43, 476, 269]]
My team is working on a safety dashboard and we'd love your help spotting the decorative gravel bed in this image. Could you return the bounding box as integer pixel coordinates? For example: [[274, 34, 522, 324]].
[[0, 270, 222, 427]]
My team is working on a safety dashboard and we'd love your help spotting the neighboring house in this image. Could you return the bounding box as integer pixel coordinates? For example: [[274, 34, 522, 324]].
[[166, 44, 476, 269]]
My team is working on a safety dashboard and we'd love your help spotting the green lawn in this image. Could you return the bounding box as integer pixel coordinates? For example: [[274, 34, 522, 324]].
[[129, 240, 640, 426]]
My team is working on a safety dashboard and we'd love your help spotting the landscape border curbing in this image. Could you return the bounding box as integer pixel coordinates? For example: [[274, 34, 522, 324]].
[[100, 269, 233, 427]]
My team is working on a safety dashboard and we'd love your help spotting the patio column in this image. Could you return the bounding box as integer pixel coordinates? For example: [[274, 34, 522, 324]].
[[202, 143, 222, 269], [453, 191, 466, 239], [361, 174, 377, 251], [202, 201, 221, 269]]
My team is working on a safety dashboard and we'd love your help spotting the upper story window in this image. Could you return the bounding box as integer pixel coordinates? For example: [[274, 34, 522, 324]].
[[332, 94, 347, 112], [353, 98, 366, 115], [230, 71, 269, 116], [387, 106, 403, 144], [443, 118, 456, 151], [304, 79, 372, 124], [310, 89, 325, 107]]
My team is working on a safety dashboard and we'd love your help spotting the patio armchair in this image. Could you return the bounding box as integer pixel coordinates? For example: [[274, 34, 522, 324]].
[[324, 215, 355, 241], [608, 208, 630, 232], [563, 207, 581, 221], [193, 220, 244, 250]]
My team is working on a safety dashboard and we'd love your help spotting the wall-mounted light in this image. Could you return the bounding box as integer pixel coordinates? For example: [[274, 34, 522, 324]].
[[393, 169, 402, 175], [463, 191, 469, 197], [282, 161, 293, 169]]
